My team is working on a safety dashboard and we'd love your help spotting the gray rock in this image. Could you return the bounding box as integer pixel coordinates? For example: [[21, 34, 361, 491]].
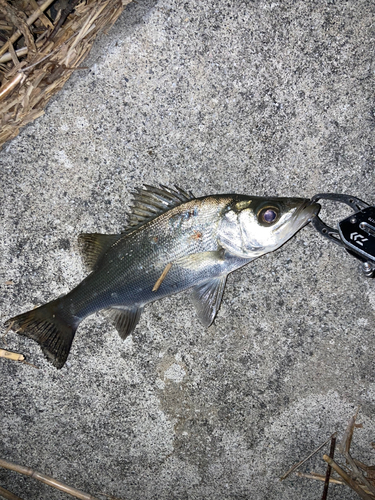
[[1, 0, 374, 498]]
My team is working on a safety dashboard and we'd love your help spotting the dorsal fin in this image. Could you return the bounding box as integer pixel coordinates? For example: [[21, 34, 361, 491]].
[[126, 185, 195, 227], [78, 233, 122, 270], [79, 187, 195, 269]]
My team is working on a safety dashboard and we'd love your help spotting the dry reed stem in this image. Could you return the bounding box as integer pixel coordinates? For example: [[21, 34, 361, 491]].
[[0, 485, 23, 500], [3, 320, 14, 336], [296, 471, 344, 486], [0, 347, 39, 368], [8, 43, 20, 68], [338, 408, 375, 496], [152, 263, 173, 291], [0, 348, 24, 361], [0, 0, 55, 58], [285, 410, 375, 499], [0, 458, 100, 500], [323, 455, 375, 500], [354, 459, 375, 479], [0, 73, 24, 100], [338, 406, 360, 456], [0, 0, 36, 54], [29, 0, 53, 29], [0, 0, 132, 149], [48, 0, 80, 40], [295, 471, 375, 495], [344, 453, 375, 496], [280, 433, 335, 481], [0, 46, 28, 63], [321, 432, 337, 500]]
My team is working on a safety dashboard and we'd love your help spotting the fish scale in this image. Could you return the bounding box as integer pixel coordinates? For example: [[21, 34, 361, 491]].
[[64, 197, 229, 315], [4, 186, 320, 369]]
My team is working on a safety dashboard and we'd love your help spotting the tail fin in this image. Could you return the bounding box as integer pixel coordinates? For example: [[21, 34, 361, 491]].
[[4, 299, 78, 369]]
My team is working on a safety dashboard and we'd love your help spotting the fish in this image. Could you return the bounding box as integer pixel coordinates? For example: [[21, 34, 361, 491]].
[[4, 185, 320, 369]]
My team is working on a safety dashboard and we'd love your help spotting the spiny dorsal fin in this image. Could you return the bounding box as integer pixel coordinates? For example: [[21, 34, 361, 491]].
[[105, 306, 143, 339], [126, 185, 195, 227], [78, 233, 122, 270], [190, 275, 227, 327]]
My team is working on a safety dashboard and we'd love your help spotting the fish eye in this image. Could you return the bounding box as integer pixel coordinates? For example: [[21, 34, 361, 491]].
[[258, 207, 278, 224]]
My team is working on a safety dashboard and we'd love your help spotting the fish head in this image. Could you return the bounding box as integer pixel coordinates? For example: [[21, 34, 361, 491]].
[[218, 196, 320, 258]]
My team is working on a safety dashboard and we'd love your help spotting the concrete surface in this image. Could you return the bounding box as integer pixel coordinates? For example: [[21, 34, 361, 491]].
[[1, 0, 375, 498]]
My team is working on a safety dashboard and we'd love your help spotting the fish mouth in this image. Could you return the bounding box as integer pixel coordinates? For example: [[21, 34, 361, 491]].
[[295, 199, 321, 227]]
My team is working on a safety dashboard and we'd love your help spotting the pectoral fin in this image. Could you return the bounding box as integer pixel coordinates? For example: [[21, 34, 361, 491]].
[[175, 250, 226, 272], [105, 306, 143, 339], [191, 276, 227, 327]]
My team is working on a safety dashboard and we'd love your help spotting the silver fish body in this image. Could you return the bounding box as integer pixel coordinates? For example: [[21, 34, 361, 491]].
[[5, 186, 320, 368]]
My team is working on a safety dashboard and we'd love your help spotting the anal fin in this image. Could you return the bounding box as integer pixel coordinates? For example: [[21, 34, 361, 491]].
[[191, 275, 227, 327], [105, 306, 143, 339]]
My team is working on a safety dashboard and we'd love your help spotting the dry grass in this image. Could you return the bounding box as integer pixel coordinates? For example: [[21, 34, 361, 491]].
[[282, 409, 375, 499], [0, 0, 132, 149]]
